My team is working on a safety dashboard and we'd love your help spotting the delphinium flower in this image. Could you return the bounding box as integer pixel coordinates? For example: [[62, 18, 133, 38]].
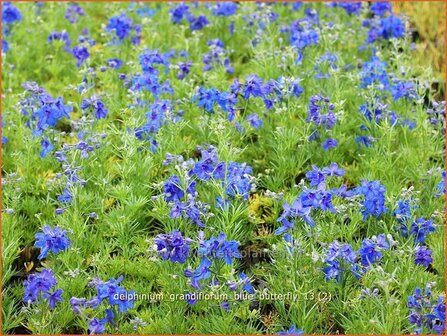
[[203, 39, 233, 74], [192, 88, 237, 121], [392, 199, 413, 236], [355, 135, 374, 148], [198, 233, 241, 265], [65, 3, 84, 23], [370, 2, 393, 17], [322, 138, 338, 151], [130, 49, 173, 96], [353, 180, 387, 220], [323, 240, 358, 281], [21, 83, 72, 137], [227, 272, 255, 294], [411, 218, 436, 243], [359, 98, 389, 124], [70, 276, 135, 334], [391, 80, 417, 101], [48, 31, 71, 51], [106, 13, 140, 44], [414, 246, 433, 267], [366, 15, 405, 43], [289, 20, 319, 63], [135, 100, 180, 152], [358, 234, 390, 266], [241, 74, 274, 109], [184, 232, 241, 289], [80, 95, 109, 119], [274, 77, 304, 100], [2, 2, 22, 51], [169, 3, 190, 24], [277, 325, 304, 335], [71, 45, 90, 67], [407, 286, 445, 334], [328, 2, 362, 16], [359, 54, 389, 89], [34, 224, 71, 259], [212, 2, 238, 16], [435, 171, 446, 197], [154, 230, 193, 263], [107, 58, 123, 69], [307, 94, 337, 129], [176, 60, 192, 80], [427, 101, 445, 130], [188, 14, 209, 31], [275, 198, 314, 234], [246, 113, 263, 129], [314, 52, 338, 79], [23, 269, 63, 309], [2, 2, 22, 25]]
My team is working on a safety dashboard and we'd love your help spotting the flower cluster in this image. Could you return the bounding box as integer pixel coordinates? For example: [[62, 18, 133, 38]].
[[276, 163, 345, 235], [106, 13, 141, 44], [70, 276, 135, 334], [323, 234, 392, 281], [407, 286, 445, 334], [203, 39, 233, 74], [185, 232, 241, 289], [154, 230, 193, 264], [307, 94, 337, 129], [65, 3, 85, 24], [23, 269, 63, 309], [353, 180, 387, 220], [80, 95, 109, 119], [2, 2, 22, 52], [34, 224, 71, 260]]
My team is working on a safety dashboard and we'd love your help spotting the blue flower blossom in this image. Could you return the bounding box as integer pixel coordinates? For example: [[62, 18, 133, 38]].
[[154, 230, 192, 264], [34, 224, 71, 259]]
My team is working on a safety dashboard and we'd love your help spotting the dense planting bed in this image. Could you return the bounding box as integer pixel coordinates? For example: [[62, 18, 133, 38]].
[[1, 2, 445, 335]]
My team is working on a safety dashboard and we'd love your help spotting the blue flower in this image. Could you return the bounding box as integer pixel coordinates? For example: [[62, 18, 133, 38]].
[[45, 288, 64, 309], [154, 230, 193, 264], [411, 218, 436, 243], [65, 3, 84, 23], [71, 45, 89, 67], [40, 138, 54, 158], [407, 286, 445, 334], [107, 58, 123, 69], [34, 224, 71, 260], [306, 165, 326, 188], [356, 135, 374, 148], [391, 80, 417, 101], [414, 246, 433, 267], [185, 258, 212, 289], [198, 233, 241, 265], [169, 3, 190, 24], [436, 171, 446, 197], [2, 2, 22, 24], [106, 14, 133, 40], [277, 325, 304, 334], [246, 114, 263, 129], [212, 3, 237, 16], [275, 198, 314, 235], [322, 138, 338, 150], [81, 95, 108, 119], [23, 269, 63, 309], [330, 2, 362, 15], [307, 94, 336, 129], [359, 55, 389, 88], [354, 180, 387, 220], [370, 2, 392, 17], [359, 239, 382, 266], [188, 15, 209, 31]]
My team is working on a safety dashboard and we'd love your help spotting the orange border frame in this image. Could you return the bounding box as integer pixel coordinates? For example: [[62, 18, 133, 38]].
[[0, 1, 445, 335]]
